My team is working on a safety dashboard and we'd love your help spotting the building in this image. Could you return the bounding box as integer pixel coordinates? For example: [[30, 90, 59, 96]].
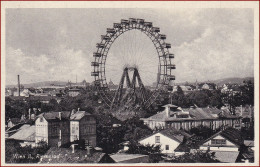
[[8, 125, 36, 147], [7, 118, 21, 128], [35, 111, 71, 147], [110, 153, 149, 163], [35, 110, 97, 148], [139, 128, 191, 154], [198, 127, 243, 163], [70, 110, 97, 147], [39, 147, 114, 163], [68, 88, 80, 97], [142, 104, 241, 131]]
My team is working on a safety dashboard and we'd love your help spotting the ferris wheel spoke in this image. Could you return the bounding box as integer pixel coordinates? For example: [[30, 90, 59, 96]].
[[92, 18, 175, 108]]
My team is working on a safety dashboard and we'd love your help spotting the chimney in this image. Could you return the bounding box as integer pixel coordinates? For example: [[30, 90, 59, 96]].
[[240, 105, 243, 116], [72, 144, 75, 153], [86, 146, 93, 156], [28, 108, 31, 120], [165, 105, 170, 118], [59, 112, 62, 120], [71, 109, 76, 115], [17, 75, 20, 96], [78, 108, 80, 111]]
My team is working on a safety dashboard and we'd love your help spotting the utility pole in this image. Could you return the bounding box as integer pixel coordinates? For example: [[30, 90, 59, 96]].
[[17, 75, 20, 96]]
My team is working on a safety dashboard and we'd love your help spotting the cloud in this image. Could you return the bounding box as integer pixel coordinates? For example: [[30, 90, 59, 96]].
[[5, 8, 254, 85], [6, 46, 92, 85]]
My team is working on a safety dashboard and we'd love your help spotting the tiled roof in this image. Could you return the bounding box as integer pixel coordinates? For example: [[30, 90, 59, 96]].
[[220, 127, 243, 146], [110, 153, 148, 163], [244, 140, 254, 147], [200, 127, 243, 147], [212, 151, 239, 163], [145, 107, 239, 122], [139, 128, 191, 143], [39, 147, 108, 163], [9, 125, 35, 141], [188, 108, 216, 120], [160, 129, 190, 143], [39, 111, 71, 122], [70, 111, 91, 120]]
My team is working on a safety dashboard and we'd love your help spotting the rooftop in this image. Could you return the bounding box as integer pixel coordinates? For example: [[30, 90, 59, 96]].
[[70, 111, 91, 120], [110, 153, 148, 163], [9, 125, 35, 141], [38, 111, 71, 122], [39, 147, 111, 163]]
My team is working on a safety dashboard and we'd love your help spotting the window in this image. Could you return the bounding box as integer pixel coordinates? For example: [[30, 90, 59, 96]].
[[72, 127, 75, 133], [211, 139, 226, 145], [155, 136, 160, 143], [40, 117, 43, 122], [165, 145, 169, 150]]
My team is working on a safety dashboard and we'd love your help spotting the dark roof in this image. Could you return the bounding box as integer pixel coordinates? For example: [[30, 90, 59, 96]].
[[220, 127, 243, 146], [200, 127, 243, 147], [9, 96, 56, 101], [69, 88, 80, 91], [188, 108, 216, 120], [38, 111, 71, 122], [39, 147, 110, 163]]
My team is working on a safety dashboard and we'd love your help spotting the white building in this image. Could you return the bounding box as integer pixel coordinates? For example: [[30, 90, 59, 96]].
[[199, 127, 242, 163], [138, 128, 191, 154]]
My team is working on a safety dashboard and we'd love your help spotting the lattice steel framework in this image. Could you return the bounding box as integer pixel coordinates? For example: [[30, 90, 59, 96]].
[[91, 18, 175, 108]]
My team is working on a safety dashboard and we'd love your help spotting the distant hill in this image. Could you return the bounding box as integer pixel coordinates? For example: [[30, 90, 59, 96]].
[[6, 81, 68, 88], [210, 77, 254, 86], [175, 77, 254, 86], [6, 77, 254, 88]]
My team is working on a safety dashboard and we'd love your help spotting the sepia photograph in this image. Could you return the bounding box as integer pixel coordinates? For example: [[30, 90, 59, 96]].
[[1, 1, 259, 166]]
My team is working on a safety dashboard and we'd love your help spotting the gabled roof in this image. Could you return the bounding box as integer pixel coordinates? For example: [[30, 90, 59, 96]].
[[39, 147, 111, 163], [38, 111, 71, 122], [70, 111, 91, 120], [9, 125, 35, 141], [200, 127, 243, 147], [139, 128, 191, 143]]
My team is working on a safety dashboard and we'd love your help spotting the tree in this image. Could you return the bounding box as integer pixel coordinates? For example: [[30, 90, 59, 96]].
[[5, 140, 49, 163], [126, 141, 163, 163]]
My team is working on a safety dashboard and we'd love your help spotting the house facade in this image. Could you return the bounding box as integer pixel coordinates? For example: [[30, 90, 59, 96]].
[[35, 110, 97, 147], [142, 104, 241, 131], [35, 111, 71, 147], [139, 129, 191, 154], [198, 127, 243, 163], [70, 111, 97, 147]]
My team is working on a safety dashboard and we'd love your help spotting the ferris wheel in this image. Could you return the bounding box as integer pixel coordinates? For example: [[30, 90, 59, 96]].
[[91, 18, 175, 109]]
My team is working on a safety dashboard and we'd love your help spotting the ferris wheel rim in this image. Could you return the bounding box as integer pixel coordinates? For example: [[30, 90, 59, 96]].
[[92, 18, 175, 107]]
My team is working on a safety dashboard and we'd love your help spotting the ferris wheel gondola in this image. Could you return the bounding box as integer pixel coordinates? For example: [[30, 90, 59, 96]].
[[91, 18, 176, 108]]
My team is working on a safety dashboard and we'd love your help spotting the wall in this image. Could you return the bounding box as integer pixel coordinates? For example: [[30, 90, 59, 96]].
[[139, 133, 181, 154], [200, 135, 239, 152], [79, 115, 97, 147], [70, 121, 79, 142], [35, 117, 48, 143]]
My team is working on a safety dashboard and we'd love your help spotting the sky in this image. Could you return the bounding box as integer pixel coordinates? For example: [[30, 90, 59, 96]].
[[5, 8, 254, 86]]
